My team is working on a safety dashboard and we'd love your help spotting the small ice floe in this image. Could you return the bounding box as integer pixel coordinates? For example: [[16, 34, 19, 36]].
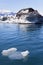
[[1, 48, 29, 60]]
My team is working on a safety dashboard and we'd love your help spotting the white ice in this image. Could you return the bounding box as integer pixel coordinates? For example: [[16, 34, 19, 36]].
[[1, 48, 29, 60]]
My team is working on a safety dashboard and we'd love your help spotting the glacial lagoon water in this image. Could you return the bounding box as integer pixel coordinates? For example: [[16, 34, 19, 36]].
[[0, 23, 43, 65]]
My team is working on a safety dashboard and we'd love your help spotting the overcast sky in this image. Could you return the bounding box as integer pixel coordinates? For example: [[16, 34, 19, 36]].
[[0, 0, 43, 14]]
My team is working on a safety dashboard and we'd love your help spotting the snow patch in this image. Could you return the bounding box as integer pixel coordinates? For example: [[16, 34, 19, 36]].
[[21, 10, 28, 13]]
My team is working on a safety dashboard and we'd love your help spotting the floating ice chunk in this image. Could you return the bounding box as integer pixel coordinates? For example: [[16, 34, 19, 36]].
[[21, 50, 29, 57], [1, 48, 17, 56], [1, 48, 29, 60]]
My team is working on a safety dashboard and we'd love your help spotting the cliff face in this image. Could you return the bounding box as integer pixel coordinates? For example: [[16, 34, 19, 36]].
[[16, 8, 43, 23]]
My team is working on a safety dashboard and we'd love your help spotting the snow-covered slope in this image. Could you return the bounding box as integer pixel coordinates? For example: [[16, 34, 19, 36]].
[[0, 9, 15, 16]]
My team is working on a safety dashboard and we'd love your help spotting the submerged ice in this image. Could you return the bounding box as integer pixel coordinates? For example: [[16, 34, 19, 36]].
[[1, 48, 29, 60]]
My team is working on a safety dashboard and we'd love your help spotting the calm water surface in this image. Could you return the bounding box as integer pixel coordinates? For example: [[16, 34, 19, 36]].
[[0, 23, 43, 65]]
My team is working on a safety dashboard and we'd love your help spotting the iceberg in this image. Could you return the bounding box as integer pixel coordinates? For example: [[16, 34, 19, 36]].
[[0, 8, 43, 24]]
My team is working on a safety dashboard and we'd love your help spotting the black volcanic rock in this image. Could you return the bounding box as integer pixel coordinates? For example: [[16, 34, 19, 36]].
[[16, 8, 43, 23], [2, 17, 7, 21]]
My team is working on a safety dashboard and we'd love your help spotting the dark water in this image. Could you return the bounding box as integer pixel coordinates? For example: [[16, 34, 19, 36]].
[[0, 23, 43, 65]]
